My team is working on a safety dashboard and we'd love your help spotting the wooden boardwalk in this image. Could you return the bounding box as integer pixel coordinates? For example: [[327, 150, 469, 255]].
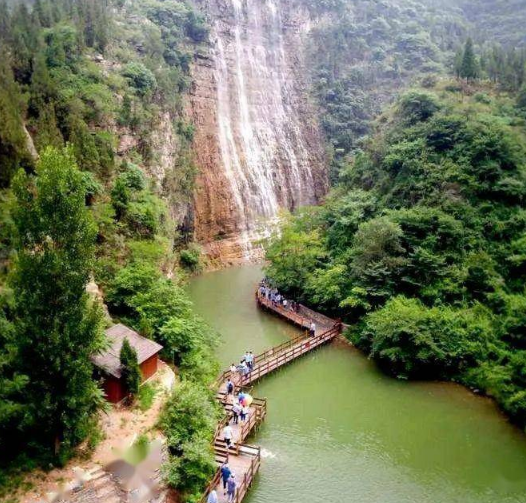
[[200, 290, 342, 503]]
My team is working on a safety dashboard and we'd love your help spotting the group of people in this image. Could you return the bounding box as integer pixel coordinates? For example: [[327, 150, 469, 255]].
[[229, 350, 254, 378], [206, 460, 237, 502], [224, 382, 252, 426], [259, 281, 317, 336], [258, 282, 299, 313]]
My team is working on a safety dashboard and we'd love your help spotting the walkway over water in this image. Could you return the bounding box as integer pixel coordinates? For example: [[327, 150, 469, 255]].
[[190, 265, 526, 503], [200, 290, 342, 503]]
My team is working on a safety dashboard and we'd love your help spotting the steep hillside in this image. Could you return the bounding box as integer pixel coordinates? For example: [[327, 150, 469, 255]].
[[265, 81, 526, 427], [0, 1, 220, 499], [0, 0, 209, 283], [300, 0, 526, 178]]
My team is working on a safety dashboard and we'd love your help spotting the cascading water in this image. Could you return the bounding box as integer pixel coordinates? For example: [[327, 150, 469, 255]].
[[190, 0, 327, 262]]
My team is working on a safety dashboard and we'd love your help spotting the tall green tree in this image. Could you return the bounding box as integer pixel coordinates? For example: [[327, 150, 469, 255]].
[[0, 300, 28, 451], [120, 338, 141, 399], [11, 146, 104, 458], [459, 38, 479, 81], [0, 50, 32, 188]]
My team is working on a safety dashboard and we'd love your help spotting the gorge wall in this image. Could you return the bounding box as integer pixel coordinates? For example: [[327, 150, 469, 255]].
[[188, 0, 328, 264]]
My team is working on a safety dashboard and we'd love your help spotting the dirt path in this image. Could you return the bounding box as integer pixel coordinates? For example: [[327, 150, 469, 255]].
[[19, 362, 175, 503]]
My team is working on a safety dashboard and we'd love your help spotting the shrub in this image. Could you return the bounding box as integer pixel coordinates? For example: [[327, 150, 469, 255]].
[[159, 381, 218, 500], [123, 62, 157, 96], [398, 91, 441, 124], [180, 246, 201, 271], [358, 297, 494, 378], [120, 338, 142, 399]]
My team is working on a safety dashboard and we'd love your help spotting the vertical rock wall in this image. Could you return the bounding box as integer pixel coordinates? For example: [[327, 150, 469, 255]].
[[188, 0, 328, 264]]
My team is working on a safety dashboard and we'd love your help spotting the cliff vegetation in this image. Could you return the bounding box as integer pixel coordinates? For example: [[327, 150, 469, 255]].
[[0, 0, 217, 500], [265, 78, 526, 430]]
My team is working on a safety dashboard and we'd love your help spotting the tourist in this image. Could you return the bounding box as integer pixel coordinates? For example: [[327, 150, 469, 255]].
[[309, 321, 316, 337], [239, 360, 249, 376], [230, 362, 237, 376], [240, 404, 249, 423], [227, 474, 237, 503], [232, 400, 241, 424], [223, 422, 234, 448], [207, 489, 218, 503], [226, 378, 234, 396], [246, 351, 254, 371], [221, 462, 231, 495], [283, 298, 288, 309]]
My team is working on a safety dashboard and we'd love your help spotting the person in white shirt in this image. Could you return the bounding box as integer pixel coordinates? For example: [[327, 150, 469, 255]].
[[207, 489, 218, 503], [239, 360, 249, 376], [223, 423, 234, 448], [309, 322, 316, 337]]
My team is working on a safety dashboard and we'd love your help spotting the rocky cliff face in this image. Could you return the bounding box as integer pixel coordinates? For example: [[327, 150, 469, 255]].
[[188, 0, 328, 264]]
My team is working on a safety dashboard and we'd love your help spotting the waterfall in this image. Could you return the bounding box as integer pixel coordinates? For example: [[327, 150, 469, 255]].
[[191, 0, 327, 261]]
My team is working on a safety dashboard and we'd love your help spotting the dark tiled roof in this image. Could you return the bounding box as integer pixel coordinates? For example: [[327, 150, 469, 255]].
[[92, 324, 163, 378]]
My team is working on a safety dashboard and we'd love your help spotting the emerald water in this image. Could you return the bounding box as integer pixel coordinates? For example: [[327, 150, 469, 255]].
[[188, 265, 526, 503]]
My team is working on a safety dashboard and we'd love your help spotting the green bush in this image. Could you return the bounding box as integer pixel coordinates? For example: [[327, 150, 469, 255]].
[[159, 381, 219, 501], [180, 247, 201, 271], [358, 297, 494, 378], [123, 62, 157, 96]]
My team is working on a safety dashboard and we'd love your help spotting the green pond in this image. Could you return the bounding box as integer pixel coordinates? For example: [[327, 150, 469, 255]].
[[188, 265, 526, 503]]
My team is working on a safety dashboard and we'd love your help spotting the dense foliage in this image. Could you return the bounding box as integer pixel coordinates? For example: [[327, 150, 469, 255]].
[[158, 382, 220, 502], [0, 148, 104, 489], [302, 0, 526, 179], [265, 82, 526, 428], [0, 0, 214, 498]]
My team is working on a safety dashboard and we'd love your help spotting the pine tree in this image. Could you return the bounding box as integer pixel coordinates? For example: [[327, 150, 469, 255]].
[[0, 51, 32, 188], [34, 102, 64, 152], [453, 47, 463, 78], [11, 146, 104, 457], [0, 301, 29, 451], [460, 38, 479, 81], [120, 338, 141, 399]]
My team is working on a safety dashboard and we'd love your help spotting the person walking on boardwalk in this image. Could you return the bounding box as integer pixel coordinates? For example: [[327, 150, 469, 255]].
[[207, 489, 218, 503], [310, 321, 316, 337], [223, 422, 234, 448], [232, 400, 241, 424], [240, 404, 249, 423], [246, 351, 254, 371], [221, 462, 231, 495], [226, 378, 234, 396], [227, 474, 237, 503], [239, 360, 249, 376], [230, 362, 237, 376]]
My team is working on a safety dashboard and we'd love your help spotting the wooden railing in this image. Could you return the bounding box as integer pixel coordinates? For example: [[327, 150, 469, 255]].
[[239, 324, 341, 386], [199, 445, 261, 503], [256, 291, 313, 330], [234, 445, 261, 503], [200, 291, 341, 503]]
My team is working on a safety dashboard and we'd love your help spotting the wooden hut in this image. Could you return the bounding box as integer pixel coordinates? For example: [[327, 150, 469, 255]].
[[92, 324, 163, 403]]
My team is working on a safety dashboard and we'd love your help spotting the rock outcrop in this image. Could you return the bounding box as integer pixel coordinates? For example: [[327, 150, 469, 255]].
[[188, 0, 328, 264]]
